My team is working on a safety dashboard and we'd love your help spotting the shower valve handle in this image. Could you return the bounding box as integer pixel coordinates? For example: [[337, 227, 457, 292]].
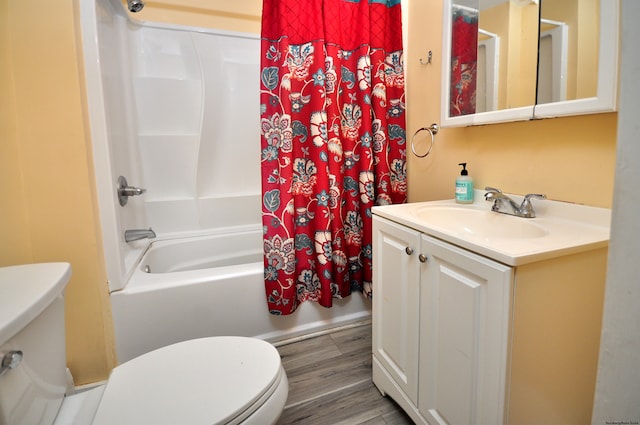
[[117, 176, 146, 206], [0, 350, 23, 377], [120, 186, 146, 196]]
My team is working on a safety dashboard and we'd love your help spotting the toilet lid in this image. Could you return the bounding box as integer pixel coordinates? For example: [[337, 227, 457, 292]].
[[91, 337, 283, 425]]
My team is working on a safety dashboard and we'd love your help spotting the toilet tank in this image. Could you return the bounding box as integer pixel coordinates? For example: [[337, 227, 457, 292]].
[[0, 263, 71, 425]]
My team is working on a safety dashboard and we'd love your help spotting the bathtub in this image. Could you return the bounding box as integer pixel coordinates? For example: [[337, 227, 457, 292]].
[[110, 225, 372, 363]]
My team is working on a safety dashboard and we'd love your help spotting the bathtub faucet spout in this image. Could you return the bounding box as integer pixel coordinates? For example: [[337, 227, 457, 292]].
[[124, 228, 156, 243]]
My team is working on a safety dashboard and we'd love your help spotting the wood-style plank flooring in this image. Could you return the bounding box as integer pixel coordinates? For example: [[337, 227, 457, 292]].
[[275, 322, 414, 425]]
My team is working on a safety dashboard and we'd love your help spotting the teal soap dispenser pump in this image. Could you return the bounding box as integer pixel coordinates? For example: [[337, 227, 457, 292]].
[[455, 163, 474, 204]]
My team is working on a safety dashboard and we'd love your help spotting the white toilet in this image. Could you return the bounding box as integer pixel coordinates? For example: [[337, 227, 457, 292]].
[[0, 263, 288, 425]]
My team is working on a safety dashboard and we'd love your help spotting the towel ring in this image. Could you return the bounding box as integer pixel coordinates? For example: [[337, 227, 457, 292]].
[[410, 123, 439, 158]]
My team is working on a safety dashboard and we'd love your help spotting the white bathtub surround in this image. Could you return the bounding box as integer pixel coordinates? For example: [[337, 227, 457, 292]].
[[81, 0, 371, 362], [81, 0, 263, 293], [131, 27, 262, 235]]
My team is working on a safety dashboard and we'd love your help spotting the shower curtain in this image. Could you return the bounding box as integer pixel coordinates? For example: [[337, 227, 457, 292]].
[[260, 0, 406, 315], [450, 5, 479, 116]]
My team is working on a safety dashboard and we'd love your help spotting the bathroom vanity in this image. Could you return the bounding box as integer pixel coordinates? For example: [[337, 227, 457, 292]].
[[371, 195, 610, 425]]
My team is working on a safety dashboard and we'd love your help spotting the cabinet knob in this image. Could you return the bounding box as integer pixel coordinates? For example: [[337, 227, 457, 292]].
[[419, 254, 428, 263], [405, 247, 414, 255]]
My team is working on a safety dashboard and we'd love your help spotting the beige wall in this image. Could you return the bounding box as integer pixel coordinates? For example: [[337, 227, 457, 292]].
[[407, 0, 616, 208], [0, 0, 31, 264], [1, 0, 116, 384], [509, 248, 607, 423], [0, 0, 616, 385]]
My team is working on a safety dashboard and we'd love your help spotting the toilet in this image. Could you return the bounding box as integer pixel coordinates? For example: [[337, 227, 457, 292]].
[[0, 263, 288, 425]]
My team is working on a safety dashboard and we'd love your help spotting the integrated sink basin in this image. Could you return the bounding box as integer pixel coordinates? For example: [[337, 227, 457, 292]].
[[413, 206, 548, 239], [372, 192, 611, 266]]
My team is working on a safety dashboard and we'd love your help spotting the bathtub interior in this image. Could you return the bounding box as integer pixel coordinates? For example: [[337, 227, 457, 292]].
[[141, 226, 263, 274]]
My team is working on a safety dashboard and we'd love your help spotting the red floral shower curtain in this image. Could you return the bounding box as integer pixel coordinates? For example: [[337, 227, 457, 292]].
[[260, 0, 406, 315]]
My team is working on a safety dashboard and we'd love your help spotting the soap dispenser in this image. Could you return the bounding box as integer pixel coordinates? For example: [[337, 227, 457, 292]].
[[455, 163, 474, 204]]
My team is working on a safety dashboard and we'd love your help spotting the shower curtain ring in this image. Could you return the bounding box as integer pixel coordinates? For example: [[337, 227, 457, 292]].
[[410, 123, 439, 158]]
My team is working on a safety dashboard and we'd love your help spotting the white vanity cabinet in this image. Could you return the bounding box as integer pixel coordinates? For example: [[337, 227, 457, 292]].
[[372, 215, 512, 425], [372, 205, 608, 425]]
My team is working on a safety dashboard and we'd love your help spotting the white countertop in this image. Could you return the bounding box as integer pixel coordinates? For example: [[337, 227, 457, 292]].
[[373, 192, 611, 266]]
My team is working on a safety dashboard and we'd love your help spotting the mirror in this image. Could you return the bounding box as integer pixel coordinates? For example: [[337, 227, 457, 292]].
[[534, 0, 618, 119], [447, 0, 539, 117], [441, 0, 619, 127]]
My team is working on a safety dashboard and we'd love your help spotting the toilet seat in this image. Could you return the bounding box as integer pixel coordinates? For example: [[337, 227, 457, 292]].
[[91, 336, 286, 425]]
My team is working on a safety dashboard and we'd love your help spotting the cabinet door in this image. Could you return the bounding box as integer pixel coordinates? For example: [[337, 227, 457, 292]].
[[372, 216, 421, 405], [419, 234, 513, 425]]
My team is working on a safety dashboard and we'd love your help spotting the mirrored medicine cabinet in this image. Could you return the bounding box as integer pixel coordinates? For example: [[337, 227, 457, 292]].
[[441, 0, 619, 127]]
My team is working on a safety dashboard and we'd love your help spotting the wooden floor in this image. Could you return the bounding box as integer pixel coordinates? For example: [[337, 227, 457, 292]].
[[275, 322, 414, 425]]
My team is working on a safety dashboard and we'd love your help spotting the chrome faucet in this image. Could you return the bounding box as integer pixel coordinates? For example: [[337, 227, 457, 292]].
[[484, 187, 546, 218], [124, 228, 156, 243]]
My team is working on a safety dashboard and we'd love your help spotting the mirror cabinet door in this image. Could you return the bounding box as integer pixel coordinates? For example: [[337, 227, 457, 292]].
[[441, 0, 619, 127], [442, 0, 539, 126], [534, 0, 618, 119]]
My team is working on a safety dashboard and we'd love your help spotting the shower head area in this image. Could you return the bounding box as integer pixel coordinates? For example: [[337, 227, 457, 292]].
[[80, 0, 261, 291]]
